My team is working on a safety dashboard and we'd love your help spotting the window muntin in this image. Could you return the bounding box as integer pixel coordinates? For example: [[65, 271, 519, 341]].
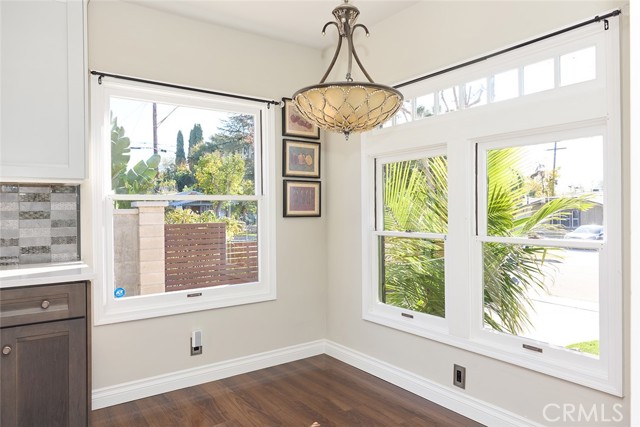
[[92, 78, 275, 323]]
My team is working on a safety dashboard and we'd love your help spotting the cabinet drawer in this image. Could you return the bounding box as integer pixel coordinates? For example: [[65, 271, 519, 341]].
[[0, 282, 86, 328]]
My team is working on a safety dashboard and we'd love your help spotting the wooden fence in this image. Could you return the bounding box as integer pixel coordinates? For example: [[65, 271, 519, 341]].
[[164, 223, 258, 292]]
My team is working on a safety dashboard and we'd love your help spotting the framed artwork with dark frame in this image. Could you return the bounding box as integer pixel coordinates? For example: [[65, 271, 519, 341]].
[[282, 98, 320, 139], [283, 139, 321, 178], [283, 180, 321, 217]]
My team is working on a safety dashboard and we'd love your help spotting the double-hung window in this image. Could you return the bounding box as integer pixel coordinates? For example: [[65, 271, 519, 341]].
[[371, 150, 448, 333], [362, 18, 622, 395], [91, 78, 276, 324]]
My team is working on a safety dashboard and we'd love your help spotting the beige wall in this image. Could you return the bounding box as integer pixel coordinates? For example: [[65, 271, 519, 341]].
[[87, 0, 327, 389], [326, 1, 630, 426]]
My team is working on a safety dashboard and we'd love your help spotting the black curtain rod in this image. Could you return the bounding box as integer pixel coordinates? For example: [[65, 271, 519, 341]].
[[90, 71, 281, 107], [394, 9, 621, 89]]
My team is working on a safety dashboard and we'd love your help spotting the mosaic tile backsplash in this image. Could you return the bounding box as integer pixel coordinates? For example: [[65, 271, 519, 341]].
[[0, 184, 80, 267]]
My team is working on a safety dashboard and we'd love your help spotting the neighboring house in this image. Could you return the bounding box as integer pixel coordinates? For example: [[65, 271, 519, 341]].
[[523, 193, 604, 234], [168, 190, 212, 213]]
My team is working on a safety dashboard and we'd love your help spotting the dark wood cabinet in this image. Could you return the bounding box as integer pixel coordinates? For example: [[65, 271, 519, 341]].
[[0, 282, 88, 427]]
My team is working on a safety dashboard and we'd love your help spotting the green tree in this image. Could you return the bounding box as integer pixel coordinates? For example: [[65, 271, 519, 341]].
[[194, 152, 248, 216], [111, 116, 161, 196], [188, 123, 203, 157], [188, 141, 215, 168], [175, 130, 186, 165], [209, 115, 255, 179], [160, 162, 196, 193]]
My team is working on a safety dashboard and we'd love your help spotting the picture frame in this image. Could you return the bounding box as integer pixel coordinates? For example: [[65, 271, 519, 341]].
[[283, 180, 321, 217], [282, 98, 320, 139], [283, 139, 321, 178]]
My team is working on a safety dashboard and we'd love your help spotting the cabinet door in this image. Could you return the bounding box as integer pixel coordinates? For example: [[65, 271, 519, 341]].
[[0, 0, 85, 180], [0, 319, 87, 427]]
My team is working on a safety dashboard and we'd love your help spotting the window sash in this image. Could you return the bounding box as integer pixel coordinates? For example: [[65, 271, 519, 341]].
[[91, 77, 276, 325]]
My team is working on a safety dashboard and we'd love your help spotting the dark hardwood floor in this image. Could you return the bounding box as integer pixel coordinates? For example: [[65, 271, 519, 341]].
[[91, 355, 484, 427]]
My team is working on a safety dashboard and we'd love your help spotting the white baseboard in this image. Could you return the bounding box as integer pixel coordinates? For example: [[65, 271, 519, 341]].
[[92, 339, 542, 426], [325, 340, 545, 427], [91, 340, 325, 409]]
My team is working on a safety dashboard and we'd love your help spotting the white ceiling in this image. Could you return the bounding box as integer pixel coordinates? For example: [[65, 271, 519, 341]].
[[123, 0, 419, 49]]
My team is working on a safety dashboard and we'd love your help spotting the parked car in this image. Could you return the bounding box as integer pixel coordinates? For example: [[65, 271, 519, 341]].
[[564, 225, 604, 240]]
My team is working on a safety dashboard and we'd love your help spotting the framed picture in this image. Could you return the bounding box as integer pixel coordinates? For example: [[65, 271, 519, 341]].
[[283, 180, 321, 217], [282, 98, 320, 139], [283, 139, 321, 178]]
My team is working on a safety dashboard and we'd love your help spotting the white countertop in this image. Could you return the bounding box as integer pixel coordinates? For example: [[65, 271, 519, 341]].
[[0, 262, 94, 288]]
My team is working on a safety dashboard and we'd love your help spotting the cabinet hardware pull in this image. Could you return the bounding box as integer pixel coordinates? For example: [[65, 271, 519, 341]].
[[2, 346, 11, 355], [41, 300, 50, 309]]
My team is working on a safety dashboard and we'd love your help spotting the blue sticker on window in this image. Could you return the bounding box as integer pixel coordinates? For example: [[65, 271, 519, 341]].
[[114, 287, 126, 298]]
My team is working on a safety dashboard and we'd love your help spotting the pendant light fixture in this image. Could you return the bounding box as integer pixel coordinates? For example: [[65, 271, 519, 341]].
[[292, 0, 403, 140]]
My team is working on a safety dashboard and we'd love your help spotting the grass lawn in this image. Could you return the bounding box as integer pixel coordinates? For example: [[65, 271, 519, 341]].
[[566, 340, 599, 355]]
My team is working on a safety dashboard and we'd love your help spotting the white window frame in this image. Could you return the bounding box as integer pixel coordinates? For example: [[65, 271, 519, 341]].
[[362, 17, 622, 395], [366, 148, 449, 335], [90, 78, 276, 325]]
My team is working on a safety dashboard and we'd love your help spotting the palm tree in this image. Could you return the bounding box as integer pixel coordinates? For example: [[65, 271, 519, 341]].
[[382, 157, 447, 317], [382, 148, 592, 335]]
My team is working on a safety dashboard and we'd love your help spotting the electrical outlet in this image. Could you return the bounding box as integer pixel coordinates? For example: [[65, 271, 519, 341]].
[[453, 364, 466, 389], [191, 330, 203, 356]]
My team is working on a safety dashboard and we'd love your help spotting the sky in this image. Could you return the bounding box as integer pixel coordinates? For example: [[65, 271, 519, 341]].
[[523, 136, 603, 195], [110, 97, 242, 169]]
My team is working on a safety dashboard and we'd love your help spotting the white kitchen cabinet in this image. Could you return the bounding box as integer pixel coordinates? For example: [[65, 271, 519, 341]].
[[0, 0, 86, 181]]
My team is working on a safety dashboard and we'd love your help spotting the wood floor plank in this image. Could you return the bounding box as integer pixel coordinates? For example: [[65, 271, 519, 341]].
[[91, 355, 485, 427]]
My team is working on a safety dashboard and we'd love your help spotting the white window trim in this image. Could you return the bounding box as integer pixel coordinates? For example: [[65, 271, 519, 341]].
[[362, 17, 622, 395], [89, 78, 277, 325]]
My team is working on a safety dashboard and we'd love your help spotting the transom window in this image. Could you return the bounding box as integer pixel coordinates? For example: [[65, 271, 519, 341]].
[[384, 42, 598, 127]]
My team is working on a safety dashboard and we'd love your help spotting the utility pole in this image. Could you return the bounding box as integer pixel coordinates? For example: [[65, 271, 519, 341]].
[[152, 103, 158, 155], [546, 142, 566, 196]]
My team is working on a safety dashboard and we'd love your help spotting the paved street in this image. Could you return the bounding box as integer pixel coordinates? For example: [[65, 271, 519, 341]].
[[503, 249, 600, 352]]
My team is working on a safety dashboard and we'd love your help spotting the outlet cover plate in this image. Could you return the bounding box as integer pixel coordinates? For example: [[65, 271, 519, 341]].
[[453, 364, 466, 389]]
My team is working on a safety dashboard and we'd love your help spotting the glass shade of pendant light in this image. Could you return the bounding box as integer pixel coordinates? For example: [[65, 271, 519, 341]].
[[292, 0, 403, 140]]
